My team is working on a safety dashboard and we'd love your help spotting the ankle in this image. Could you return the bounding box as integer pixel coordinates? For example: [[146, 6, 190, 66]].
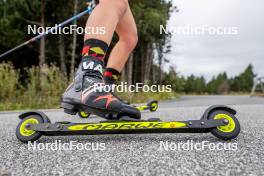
[[81, 39, 109, 76], [103, 68, 121, 85]]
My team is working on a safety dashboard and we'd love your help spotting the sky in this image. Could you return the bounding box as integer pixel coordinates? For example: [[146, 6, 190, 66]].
[[166, 0, 264, 80]]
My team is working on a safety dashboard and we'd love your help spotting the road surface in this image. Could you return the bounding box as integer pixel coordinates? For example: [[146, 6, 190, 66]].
[[0, 95, 264, 176]]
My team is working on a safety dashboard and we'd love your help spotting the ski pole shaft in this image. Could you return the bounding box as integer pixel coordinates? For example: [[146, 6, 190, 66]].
[[0, 6, 93, 59]]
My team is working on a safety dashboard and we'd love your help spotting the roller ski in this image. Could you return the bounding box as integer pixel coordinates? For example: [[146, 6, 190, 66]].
[[78, 100, 158, 118], [16, 105, 241, 143]]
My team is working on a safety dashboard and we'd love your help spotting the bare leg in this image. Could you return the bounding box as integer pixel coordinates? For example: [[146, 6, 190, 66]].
[[62, 0, 140, 118], [84, 0, 129, 45], [106, 6, 138, 72]]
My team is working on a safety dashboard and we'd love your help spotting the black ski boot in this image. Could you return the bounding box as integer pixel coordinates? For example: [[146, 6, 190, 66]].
[[61, 39, 140, 120]]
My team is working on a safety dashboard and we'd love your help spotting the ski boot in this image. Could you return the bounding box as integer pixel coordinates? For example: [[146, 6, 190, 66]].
[[61, 39, 140, 120], [77, 68, 129, 118]]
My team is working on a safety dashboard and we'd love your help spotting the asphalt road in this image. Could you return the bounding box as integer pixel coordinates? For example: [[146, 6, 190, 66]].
[[0, 95, 264, 176]]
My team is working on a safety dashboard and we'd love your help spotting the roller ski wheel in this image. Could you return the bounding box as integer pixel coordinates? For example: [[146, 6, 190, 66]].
[[148, 100, 158, 112], [16, 115, 44, 143], [78, 111, 91, 118], [209, 110, 240, 140]]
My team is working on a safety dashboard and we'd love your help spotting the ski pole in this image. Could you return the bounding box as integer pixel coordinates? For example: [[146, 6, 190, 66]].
[[0, 1, 95, 59]]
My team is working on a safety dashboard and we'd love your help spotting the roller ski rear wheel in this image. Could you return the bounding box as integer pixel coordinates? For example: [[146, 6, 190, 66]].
[[78, 111, 91, 118], [148, 100, 158, 112], [16, 115, 44, 143]]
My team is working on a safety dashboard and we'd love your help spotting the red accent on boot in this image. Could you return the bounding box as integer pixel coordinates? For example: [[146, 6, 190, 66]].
[[104, 71, 113, 77]]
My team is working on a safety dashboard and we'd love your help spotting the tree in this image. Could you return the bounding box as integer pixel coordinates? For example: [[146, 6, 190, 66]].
[[230, 64, 255, 92], [39, 0, 46, 66], [129, 0, 173, 83], [163, 66, 185, 92], [1, 0, 174, 86], [207, 72, 229, 94], [70, 0, 79, 79]]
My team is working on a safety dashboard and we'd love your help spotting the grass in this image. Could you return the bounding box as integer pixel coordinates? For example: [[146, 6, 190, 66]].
[[0, 63, 67, 111]]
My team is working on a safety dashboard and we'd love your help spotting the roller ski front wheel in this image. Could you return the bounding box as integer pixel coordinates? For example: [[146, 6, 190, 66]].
[[208, 110, 240, 140]]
